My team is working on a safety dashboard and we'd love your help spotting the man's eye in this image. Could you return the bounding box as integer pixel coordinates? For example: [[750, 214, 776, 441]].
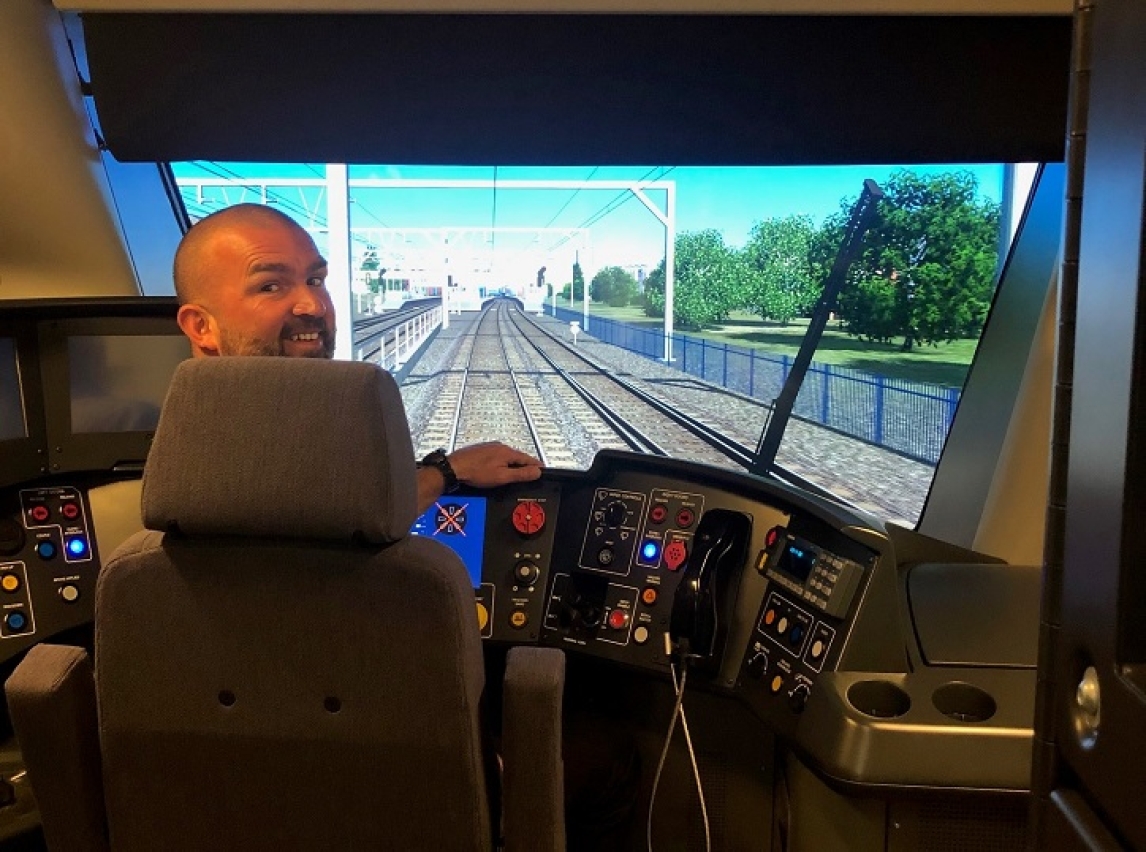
[[307, 277, 328, 288], [259, 282, 281, 293]]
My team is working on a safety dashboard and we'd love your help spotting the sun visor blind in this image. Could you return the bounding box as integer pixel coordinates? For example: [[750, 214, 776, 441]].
[[83, 13, 1070, 166]]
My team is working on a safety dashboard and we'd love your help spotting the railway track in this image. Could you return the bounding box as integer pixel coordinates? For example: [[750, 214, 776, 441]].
[[411, 300, 759, 471]]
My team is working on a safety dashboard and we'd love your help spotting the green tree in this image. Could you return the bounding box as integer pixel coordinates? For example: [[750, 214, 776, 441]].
[[643, 231, 748, 329], [571, 261, 586, 302], [829, 170, 1000, 350], [742, 214, 819, 325], [643, 261, 665, 318], [673, 230, 749, 329], [590, 266, 639, 307]]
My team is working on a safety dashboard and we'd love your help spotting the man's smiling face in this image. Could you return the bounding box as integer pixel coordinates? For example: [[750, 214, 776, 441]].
[[178, 215, 336, 359]]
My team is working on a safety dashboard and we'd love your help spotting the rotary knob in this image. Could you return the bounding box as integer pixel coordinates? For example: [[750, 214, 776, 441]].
[[512, 501, 546, 536], [513, 560, 541, 586]]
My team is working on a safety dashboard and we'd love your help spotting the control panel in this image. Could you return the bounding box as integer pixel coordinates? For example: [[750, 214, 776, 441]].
[[474, 480, 563, 644], [738, 522, 880, 735], [0, 485, 98, 661]]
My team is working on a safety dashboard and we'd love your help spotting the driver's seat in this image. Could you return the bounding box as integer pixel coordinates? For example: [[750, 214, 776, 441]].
[[6, 357, 564, 851]]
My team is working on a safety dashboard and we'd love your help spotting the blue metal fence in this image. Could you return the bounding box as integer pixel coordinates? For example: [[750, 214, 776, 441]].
[[552, 306, 959, 464]]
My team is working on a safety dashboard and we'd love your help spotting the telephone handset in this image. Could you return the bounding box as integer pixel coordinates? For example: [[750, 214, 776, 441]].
[[669, 509, 752, 673]]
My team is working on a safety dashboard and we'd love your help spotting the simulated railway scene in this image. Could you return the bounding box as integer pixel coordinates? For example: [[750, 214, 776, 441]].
[[1, 2, 1145, 851]]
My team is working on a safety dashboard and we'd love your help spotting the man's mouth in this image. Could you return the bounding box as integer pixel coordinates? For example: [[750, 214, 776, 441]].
[[288, 331, 321, 343]]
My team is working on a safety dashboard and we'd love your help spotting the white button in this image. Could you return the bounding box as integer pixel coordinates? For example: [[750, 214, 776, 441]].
[[59, 584, 80, 603], [633, 626, 650, 644]]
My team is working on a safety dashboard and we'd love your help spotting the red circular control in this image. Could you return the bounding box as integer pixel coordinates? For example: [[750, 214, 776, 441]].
[[511, 501, 546, 536], [676, 508, 695, 528], [607, 609, 629, 630], [649, 505, 668, 524], [766, 527, 781, 548], [60, 503, 80, 520], [29, 506, 49, 523]]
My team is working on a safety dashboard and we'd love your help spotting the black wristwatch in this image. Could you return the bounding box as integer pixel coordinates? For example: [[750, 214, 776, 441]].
[[419, 448, 460, 494]]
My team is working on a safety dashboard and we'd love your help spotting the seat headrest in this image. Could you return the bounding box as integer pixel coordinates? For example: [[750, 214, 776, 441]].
[[142, 358, 417, 544]]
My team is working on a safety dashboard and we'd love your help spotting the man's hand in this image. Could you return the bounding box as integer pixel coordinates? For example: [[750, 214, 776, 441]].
[[447, 441, 543, 488], [416, 441, 543, 512]]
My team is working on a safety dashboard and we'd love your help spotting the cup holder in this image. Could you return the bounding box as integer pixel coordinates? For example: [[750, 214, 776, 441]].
[[846, 680, 911, 719], [932, 682, 997, 723]]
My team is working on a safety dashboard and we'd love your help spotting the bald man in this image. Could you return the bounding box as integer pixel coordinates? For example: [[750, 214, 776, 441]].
[[173, 203, 543, 512]]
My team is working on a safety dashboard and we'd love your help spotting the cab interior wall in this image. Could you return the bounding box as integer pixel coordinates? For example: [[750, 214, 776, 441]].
[[0, 0, 140, 300]]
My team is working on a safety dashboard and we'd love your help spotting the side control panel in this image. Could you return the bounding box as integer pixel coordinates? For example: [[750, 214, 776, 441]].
[[739, 525, 875, 735], [475, 480, 563, 644], [0, 486, 97, 663]]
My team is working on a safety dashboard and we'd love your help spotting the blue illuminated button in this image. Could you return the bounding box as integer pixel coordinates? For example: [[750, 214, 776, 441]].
[[5, 612, 27, 632], [65, 537, 89, 558], [789, 623, 805, 646], [641, 541, 660, 561], [35, 541, 57, 560]]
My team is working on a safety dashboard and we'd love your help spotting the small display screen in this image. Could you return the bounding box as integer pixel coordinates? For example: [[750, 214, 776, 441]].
[[777, 540, 817, 584], [410, 495, 487, 588], [68, 335, 189, 433], [0, 338, 25, 441]]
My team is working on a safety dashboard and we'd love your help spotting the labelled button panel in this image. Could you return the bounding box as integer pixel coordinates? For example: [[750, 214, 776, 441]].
[[758, 592, 814, 659], [0, 563, 35, 640], [20, 487, 93, 566], [579, 489, 646, 576], [634, 489, 704, 573]]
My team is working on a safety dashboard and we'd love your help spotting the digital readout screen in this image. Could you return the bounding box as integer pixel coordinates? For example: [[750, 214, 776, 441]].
[[410, 495, 487, 588], [777, 541, 817, 584]]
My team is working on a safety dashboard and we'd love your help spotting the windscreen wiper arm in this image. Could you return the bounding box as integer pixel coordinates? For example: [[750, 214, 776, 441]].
[[752, 178, 884, 477]]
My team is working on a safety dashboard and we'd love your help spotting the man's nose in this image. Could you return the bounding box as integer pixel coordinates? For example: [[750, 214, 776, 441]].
[[293, 287, 327, 316]]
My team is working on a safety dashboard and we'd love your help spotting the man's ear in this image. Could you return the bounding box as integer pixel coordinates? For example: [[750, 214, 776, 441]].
[[176, 304, 220, 356]]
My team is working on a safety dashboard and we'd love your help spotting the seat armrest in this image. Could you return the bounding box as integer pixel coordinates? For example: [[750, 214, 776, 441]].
[[501, 646, 565, 852], [5, 645, 109, 852]]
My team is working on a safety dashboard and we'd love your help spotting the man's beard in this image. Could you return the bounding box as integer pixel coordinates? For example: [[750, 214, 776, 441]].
[[218, 322, 335, 359]]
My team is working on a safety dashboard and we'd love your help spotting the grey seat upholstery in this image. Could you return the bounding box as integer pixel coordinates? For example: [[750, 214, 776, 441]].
[[6, 357, 564, 852]]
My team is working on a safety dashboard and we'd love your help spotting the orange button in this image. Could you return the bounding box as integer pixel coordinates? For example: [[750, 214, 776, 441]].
[[476, 602, 489, 631], [1, 574, 19, 593], [641, 587, 658, 606], [764, 608, 776, 626], [509, 609, 528, 629], [770, 675, 785, 695]]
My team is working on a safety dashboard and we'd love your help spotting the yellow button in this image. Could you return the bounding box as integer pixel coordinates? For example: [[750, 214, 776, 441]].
[[770, 675, 784, 695], [509, 610, 528, 629], [476, 602, 489, 631], [1, 574, 19, 593]]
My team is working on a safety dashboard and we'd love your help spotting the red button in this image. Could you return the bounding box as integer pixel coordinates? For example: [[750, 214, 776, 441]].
[[664, 541, 688, 570], [29, 506, 49, 523], [60, 503, 80, 520], [607, 609, 629, 630]]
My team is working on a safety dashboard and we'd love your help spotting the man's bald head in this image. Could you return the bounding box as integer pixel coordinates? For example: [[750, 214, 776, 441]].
[[173, 203, 311, 306], [172, 203, 335, 359]]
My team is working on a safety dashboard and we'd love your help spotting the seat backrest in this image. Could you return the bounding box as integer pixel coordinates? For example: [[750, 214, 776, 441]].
[[95, 357, 493, 851]]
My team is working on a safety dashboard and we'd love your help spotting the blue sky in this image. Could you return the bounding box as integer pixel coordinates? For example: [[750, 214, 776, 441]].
[[173, 162, 1006, 286]]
